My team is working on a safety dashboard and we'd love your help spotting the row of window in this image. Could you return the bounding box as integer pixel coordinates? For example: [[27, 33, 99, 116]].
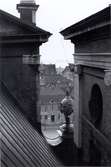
[[41, 114, 61, 122], [41, 104, 60, 112]]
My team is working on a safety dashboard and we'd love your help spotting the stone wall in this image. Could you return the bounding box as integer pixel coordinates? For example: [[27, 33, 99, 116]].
[[81, 66, 111, 165], [0, 43, 40, 127], [75, 37, 111, 53]]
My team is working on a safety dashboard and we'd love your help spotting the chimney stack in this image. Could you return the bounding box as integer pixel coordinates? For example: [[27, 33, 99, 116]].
[[17, 0, 39, 25]]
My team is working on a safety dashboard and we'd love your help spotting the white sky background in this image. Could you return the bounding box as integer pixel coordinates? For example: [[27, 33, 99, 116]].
[[0, 0, 111, 67]]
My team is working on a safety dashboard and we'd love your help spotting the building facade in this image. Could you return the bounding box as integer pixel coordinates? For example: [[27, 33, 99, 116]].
[[40, 76, 65, 127], [0, 0, 51, 130], [61, 5, 111, 165], [40, 95, 64, 126]]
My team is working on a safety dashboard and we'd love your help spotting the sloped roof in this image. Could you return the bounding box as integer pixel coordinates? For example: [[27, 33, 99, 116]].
[[62, 66, 70, 73], [60, 6, 110, 40], [40, 86, 64, 96], [0, 9, 51, 37], [0, 84, 61, 167], [40, 73, 72, 87], [40, 86, 65, 104], [40, 64, 56, 75]]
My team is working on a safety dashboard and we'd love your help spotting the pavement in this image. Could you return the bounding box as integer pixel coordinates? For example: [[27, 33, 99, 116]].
[[41, 123, 74, 146], [42, 124, 63, 146], [41, 124, 83, 166]]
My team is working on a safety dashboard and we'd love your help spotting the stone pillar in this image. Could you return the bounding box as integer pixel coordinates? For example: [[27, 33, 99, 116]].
[[23, 54, 41, 132], [73, 65, 82, 148]]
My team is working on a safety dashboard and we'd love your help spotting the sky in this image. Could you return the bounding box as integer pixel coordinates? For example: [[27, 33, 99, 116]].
[[0, 0, 111, 67]]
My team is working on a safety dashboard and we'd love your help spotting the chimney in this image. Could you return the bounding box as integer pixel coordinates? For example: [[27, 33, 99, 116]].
[[17, 0, 39, 25]]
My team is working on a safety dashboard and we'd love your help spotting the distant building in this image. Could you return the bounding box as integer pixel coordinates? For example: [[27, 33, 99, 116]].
[[62, 65, 73, 81], [40, 64, 57, 86], [40, 64, 74, 126], [61, 5, 111, 166], [40, 86, 65, 126], [56, 66, 64, 75], [40, 64, 74, 91], [40, 64, 56, 76]]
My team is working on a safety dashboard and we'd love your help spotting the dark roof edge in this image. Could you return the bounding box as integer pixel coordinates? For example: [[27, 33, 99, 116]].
[[0, 9, 52, 37], [60, 6, 110, 38]]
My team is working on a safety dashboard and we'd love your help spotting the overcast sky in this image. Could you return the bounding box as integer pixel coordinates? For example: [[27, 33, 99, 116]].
[[1, 0, 111, 67]]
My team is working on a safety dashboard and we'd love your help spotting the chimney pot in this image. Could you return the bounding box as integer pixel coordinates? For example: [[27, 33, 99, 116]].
[[17, 0, 39, 25]]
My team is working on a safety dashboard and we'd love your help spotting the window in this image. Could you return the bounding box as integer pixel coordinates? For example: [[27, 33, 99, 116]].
[[58, 114, 60, 120], [40, 115, 42, 120], [89, 84, 103, 129], [51, 115, 55, 122], [45, 115, 48, 120]]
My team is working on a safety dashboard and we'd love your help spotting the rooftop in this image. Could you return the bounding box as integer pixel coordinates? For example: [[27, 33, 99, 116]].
[[60, 6, 110, 40], [1, 82, 61, 167]]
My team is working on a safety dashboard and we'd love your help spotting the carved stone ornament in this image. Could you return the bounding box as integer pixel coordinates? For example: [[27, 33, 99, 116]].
[[104, 70, 111, 86], [20, 0, 35, 4], [74, 65, 82, 75]]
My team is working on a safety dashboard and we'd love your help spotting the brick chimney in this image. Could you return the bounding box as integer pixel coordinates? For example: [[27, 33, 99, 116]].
[[17, 0, 39, 25]]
